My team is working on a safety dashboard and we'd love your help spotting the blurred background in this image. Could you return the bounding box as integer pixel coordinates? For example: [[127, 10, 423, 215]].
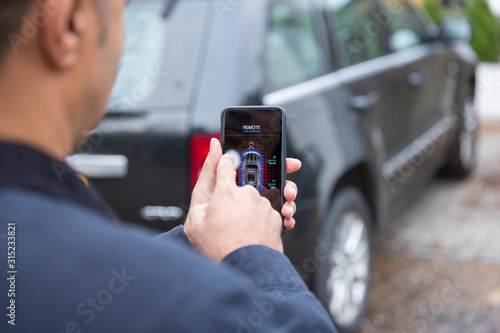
[[68, 0, 500, 332], [363, 1, 500, 332]]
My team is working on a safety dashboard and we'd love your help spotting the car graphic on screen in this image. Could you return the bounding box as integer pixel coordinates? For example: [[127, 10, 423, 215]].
[[241, 151, 261, 192]]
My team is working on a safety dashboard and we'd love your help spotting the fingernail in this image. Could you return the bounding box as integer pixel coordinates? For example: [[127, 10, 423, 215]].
[[209, 138, 214, 153], [289, 207, 294, 215]]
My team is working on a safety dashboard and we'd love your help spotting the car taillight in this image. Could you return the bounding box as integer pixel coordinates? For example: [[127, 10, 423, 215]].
[[191, 134, 219, 190]]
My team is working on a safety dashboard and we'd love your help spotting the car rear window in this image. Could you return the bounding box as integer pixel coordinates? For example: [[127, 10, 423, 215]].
[[108, 0, 209, 112]]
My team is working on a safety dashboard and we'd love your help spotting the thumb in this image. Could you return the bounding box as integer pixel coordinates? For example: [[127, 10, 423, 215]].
[[216, 154, 237, 189], [192, 138, 222, 204]]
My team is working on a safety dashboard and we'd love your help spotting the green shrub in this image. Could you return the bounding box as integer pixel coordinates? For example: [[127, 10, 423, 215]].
[[464, 0, 500, 62], [423, 0, 444, 25]]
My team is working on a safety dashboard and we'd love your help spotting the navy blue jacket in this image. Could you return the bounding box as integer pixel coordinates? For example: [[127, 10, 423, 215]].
[[0, 142, 336, 332]]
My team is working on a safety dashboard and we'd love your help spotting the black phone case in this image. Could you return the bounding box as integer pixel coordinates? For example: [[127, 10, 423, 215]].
[[220, 106, 287, 212]]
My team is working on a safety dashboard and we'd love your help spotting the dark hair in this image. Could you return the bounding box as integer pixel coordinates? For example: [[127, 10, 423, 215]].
[[0, 0, 35, 60], [0, 0, 106, 63]]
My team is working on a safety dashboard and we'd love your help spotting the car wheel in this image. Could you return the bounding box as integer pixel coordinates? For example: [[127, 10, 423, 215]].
[[315, 187, 373, 333], [442, 96, 477, 178]]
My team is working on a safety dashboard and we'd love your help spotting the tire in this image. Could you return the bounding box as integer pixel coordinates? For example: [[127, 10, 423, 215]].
[[314, 187, 373, 333], [442, 96, 477, 178]]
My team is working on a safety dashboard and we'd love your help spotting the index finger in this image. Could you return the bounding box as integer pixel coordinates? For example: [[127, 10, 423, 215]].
[[286, 158, 302, 174]]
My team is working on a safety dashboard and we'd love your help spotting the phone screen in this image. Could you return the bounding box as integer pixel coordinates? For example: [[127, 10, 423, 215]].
[[222, 107, 285, 211]]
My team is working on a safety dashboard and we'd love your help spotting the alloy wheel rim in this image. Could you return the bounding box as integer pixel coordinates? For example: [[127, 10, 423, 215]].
[[326, 211, 370, 327]]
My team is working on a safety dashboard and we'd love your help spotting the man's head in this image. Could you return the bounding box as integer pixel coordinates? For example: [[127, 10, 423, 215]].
[[0, 0, 127, 159]]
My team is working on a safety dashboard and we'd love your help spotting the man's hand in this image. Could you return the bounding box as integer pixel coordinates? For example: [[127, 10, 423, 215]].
[[184, 138, 301, 262]]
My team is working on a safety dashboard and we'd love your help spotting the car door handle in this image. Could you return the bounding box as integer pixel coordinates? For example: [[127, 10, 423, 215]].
[[349, 91, 379, 112], [66, 154, 128, 179], [407, 71, 426, 87]]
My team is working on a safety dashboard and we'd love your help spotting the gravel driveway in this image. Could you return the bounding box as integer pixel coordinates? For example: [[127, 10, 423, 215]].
[[360, 64, 500, 333]]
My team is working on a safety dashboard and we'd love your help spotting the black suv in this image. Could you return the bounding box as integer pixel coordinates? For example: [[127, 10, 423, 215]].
[[68, 0, 477, 331]]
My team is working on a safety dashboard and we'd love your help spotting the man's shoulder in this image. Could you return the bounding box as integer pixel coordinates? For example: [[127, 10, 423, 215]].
[[0, 186, 207, 282], [0, 186, 256, 287], [1, 185, 111, 221], [0, 185, 182, 258], [0, 186, 256, 331]]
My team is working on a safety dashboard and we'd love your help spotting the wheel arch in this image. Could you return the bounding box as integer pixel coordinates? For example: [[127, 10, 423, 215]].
[[329, 162, 378, 231]]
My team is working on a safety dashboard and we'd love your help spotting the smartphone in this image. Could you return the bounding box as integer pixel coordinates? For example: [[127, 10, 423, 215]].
[[221, 106, 286, 212]]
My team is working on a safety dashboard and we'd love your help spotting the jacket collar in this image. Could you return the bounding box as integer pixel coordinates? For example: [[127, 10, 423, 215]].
[[0, 141, 117, 220]]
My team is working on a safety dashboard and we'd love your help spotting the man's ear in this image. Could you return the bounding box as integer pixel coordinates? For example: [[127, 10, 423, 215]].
[[38, 0, 93, 70]]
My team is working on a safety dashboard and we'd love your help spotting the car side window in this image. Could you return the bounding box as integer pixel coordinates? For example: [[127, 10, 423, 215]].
[[326, 0, 387, 67], [266, 0, 326, 91], [378, 0, 428, 52]]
